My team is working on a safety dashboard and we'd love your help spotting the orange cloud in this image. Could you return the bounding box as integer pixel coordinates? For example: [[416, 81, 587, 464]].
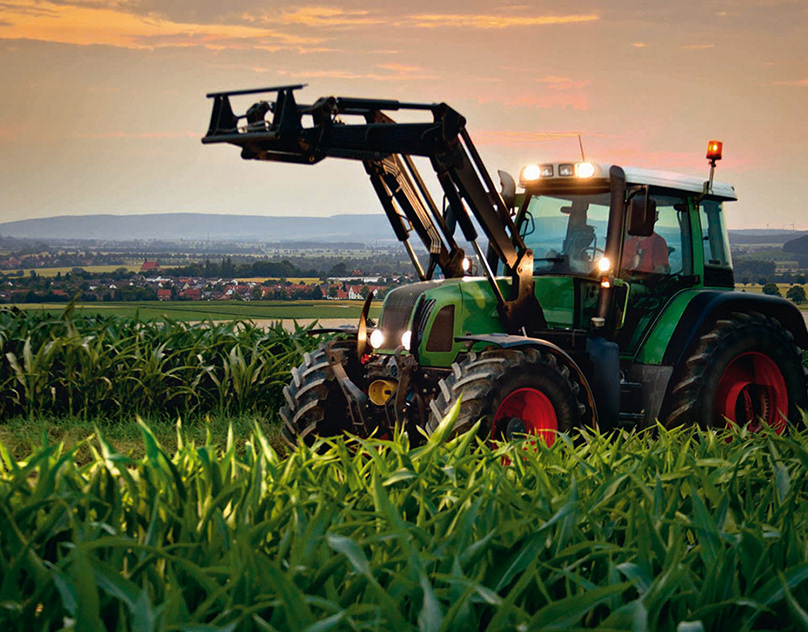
[[772, 78, 808, 86], [408, 13, 599, 29], [537, 75, 591, 91], [376, 63, 423, 73], [278, 7, 382, 27], [0, 0, 319, 49], [278, 67, 439, 81]]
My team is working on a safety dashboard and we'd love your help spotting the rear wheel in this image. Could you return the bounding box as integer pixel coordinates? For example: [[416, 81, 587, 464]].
[[426, 347, 587, 445], [280, 345, 351, 447], [664, 312, 807, 432]]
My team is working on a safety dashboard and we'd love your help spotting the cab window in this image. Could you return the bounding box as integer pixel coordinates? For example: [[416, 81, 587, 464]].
[[699, 200, 732, 268], [620, 194, 690, 277], [520, 192, 611, 275]]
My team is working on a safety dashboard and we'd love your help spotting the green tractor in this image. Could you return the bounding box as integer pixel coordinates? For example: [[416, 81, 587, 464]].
[[203, 86, 808, 446]]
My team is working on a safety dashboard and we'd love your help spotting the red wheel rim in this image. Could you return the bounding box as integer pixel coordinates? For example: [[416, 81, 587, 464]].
[[493, 387, 558, 447], [714, 351, 788, 433]]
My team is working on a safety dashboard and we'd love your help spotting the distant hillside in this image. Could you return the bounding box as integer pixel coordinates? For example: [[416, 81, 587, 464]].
[[0, 213, 393, 243], [1, 212, 802, 248], [784, 234, 808, 256], [728, 229, 808, 246]]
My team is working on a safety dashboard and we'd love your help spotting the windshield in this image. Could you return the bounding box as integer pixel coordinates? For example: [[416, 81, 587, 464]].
[[518, 192, 611, 275]]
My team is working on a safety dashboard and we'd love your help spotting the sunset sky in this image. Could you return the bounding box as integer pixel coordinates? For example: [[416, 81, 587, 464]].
[[1, 0, 806, 229]]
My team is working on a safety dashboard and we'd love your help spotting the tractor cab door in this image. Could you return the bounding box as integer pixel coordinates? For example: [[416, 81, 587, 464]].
[[613, 191, 696, 353]]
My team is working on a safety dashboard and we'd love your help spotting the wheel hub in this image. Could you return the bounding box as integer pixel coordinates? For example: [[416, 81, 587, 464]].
[[493, 387, 558, 447], [714, 351, 788, 433]]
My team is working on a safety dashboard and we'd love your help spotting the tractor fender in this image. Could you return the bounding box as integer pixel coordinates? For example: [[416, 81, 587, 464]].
[[661, 290, 808, 368], [455, 333, 599, 428]]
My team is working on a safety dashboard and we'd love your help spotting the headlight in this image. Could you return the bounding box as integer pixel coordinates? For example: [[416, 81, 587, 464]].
[[576, 162, 595, 178], [597, 256, 612, 273], [401, 330, 412, 351], [520, 164, 541, 182], [369, 328, 385, 349]]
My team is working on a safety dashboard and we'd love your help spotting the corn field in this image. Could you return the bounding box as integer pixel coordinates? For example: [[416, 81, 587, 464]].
[[0, 307, 318, 420], [2, 415, 808, 631]]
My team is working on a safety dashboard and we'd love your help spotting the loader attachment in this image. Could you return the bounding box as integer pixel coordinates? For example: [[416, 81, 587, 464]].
[[202, 84, 546, 333]]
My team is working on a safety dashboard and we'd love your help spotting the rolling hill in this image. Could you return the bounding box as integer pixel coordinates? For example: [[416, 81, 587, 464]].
[[0, 213, 393, 243]]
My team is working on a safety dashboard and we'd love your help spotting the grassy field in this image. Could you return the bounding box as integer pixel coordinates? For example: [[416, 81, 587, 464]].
[[20, 264, 144, 277], [236, 276, 323, 284], [12, 299, 379, 321], [0, 414, 279, 463]]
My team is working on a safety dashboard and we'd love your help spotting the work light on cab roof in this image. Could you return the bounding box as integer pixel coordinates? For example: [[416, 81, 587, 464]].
[[519, 161, 598, 185]]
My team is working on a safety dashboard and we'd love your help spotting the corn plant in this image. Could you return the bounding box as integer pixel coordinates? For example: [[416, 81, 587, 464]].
[[2, 416, 808, 630], [0, 308, 318, 421]]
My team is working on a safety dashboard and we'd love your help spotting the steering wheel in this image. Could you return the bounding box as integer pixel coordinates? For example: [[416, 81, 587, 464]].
[[584, 245, 606, 260]]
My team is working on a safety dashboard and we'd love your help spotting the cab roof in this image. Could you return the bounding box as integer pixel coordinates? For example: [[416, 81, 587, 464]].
[[520, 161, 737, 202], [622, 166, 736, 201]]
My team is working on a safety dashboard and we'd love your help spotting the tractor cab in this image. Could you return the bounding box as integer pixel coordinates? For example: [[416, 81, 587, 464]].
[[512, 159, 737, 355]]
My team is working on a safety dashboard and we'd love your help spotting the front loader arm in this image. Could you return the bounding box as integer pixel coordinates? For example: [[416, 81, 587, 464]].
[[202, 84, 546, 333]]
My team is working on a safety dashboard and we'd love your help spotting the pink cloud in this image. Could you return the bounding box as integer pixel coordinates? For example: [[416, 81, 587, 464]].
[[476, 79, 590, 110], [71, 131, 198, 140], [471, 129, 589, 147]]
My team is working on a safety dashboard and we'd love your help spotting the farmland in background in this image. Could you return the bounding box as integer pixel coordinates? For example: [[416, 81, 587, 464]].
[[21, 264, 147, 277], [11, 299, 378, 321]]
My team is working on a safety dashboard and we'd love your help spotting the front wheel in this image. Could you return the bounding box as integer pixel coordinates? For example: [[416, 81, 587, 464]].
[[279, 345, 351, 447], [426, 347, 587, 446], [663, 312, 807, 432]]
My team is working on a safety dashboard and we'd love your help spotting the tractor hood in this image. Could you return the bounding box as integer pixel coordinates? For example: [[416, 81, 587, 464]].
[[374, 274, 595, 365]]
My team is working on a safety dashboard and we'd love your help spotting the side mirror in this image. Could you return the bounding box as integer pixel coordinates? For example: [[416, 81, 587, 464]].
[[498, 170, 516, 212], [628, 192, 656, 236]]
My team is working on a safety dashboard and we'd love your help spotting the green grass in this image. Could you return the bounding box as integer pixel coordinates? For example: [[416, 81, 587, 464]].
[[0, 414, 285, 465], [12, 300, 378, 321], [2, 419, 808, 630]]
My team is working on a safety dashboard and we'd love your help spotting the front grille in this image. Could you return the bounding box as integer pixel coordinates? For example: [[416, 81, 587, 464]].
[[413, 299, 436, 341], [379, 284, 427, 350]]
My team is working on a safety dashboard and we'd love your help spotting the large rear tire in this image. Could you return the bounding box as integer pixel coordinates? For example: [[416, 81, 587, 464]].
[[426, 347, 586, 446], [280, 345, 351, 447], [663, 312, 807, 432]]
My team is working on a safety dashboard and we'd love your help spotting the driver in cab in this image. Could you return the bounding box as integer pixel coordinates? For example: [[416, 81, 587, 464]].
[[621, 210, 669, 274]]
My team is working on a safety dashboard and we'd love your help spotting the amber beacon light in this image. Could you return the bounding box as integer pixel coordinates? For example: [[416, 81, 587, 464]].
[[706, 140, 723, 162]]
